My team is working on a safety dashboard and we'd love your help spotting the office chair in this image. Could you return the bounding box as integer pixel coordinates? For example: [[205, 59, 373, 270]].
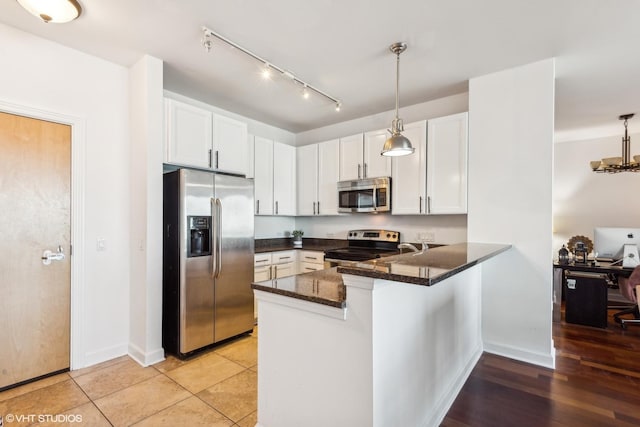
[[614, 266, 640, 329]]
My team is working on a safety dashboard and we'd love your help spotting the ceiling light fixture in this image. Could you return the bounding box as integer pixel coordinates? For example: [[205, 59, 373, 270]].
[[381, 42, 414, 157], [302, 85, 310, 100], [591, 114, 640, 173], [17, 0, 82, 23], [201, 26, 341, 110]]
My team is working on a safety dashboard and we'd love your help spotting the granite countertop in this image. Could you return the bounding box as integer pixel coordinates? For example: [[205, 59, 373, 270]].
[[252, 267, 346, 308], [254, 238, 347, 254], [337, 242, 511, 286]]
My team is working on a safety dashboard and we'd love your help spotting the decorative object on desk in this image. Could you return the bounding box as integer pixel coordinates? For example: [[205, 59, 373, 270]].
[[292, 230, 304, 248], [574, 242, 588, 264], [558, 245, 570, 265], [567, 235, 593, 264], [591, 114, 640, 173]]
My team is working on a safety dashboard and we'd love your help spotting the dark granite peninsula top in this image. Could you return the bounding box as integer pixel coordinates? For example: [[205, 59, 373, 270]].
[[255, 237, 347, 254], [252, 267, 346, 308], [337, 242, 511, 286]]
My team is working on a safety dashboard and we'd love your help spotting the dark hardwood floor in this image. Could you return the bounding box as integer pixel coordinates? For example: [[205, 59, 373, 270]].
[[442, 306, 640, 426]]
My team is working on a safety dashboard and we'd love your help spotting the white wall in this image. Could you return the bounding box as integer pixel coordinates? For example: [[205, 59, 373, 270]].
[[295, 214, 467, 244], [129, 56, 165, 366], [0, 23, 130, 368], [554, 133, 640, 253], [468, 58, 555, 368]]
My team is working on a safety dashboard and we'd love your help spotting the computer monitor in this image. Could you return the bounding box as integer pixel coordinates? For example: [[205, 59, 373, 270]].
[[594, 227, 640, 261]]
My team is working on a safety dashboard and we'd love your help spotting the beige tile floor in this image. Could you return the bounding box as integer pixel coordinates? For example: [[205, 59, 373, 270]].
[[0, 329, 258, 427]]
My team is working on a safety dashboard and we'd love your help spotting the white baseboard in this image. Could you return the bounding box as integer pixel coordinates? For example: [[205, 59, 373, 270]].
[[80, 342, 128, 369], [128, 343, 165, 367], [483, 340, 556, 369], [427, 343, 483, 427]]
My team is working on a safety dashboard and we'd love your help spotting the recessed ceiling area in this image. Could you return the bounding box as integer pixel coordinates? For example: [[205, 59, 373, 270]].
[[2, 0, 640, 138]]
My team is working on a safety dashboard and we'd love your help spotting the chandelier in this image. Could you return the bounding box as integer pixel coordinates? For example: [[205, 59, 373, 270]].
[[591, 114, 640, 173]]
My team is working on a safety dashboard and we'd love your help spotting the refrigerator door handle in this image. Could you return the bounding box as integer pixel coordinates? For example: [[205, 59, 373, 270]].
[[214, 198, 222, 278], [211, 197, 217, 278]]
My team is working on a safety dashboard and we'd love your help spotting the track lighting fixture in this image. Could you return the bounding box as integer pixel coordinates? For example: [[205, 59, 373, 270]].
[[201, 26, 341, 110]]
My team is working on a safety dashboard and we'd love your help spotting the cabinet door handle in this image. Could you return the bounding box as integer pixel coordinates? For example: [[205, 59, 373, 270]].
[[313, 202, 316, 215], [305, 256, 316, 260], [275, 201, 279, 215], [419, 196, 423, 214], [256, 259, 269, 263], [215, 150, 219, 169], [269, 265, 273, 280], [364, 163, 368, 178], [317, 201, 320, 215], [427, 196, 431, 214], [256, 200, 260, 215], [208, 149, 212, 168], [274, 265, 278, 278], [358, 164, 362, 179], [280, 256, 291, 260]]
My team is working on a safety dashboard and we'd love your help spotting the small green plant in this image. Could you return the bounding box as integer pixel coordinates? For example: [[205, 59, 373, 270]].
[[292, 230, 304, 239]]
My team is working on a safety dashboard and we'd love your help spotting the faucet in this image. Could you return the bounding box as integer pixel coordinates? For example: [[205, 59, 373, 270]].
[[398, 242, 429, 253]]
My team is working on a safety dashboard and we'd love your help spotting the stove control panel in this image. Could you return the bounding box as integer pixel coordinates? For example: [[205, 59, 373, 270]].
[[347, 229, 400, 243]]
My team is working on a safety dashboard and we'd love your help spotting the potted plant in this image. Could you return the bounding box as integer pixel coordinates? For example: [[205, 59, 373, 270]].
[[292, 230, 304, 247]]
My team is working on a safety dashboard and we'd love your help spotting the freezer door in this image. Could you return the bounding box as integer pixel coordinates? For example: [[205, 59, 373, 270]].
[[181, 169, 215, 353], [213, 174, 255, 342]]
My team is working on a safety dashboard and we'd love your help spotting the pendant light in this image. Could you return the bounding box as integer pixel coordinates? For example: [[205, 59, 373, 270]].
[[17, 0, 82, 23], [590, 114, 640, 173], [381, 42, 414, 157]]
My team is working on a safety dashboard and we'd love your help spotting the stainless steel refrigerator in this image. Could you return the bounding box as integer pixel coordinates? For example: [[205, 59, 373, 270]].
[[163, 168, 255, 358]]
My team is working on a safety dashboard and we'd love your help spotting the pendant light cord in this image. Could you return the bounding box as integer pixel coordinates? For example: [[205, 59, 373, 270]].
[[395, 51, 400, 120]]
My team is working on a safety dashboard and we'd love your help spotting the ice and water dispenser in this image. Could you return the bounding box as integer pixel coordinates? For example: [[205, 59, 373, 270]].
[[187, 216, 211, 257]]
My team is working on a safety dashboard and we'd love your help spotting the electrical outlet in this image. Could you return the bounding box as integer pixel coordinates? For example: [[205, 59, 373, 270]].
[[418, 231, 436, 243], [97, 238, 107, 251]]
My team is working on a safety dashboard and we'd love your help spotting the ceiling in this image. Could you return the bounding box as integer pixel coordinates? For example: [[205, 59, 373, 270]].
[[2, 0, 640, 139]]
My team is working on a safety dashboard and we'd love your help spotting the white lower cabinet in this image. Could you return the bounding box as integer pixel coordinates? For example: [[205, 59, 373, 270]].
[[299, 250, 325, 273]]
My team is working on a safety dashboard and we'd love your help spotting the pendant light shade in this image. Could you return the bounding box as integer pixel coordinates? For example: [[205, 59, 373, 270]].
[[381, 42, 414, 157], [17, 0, 82, 23]]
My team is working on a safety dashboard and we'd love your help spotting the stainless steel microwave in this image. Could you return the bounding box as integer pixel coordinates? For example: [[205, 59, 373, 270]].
[[337, 177, 391, 213]]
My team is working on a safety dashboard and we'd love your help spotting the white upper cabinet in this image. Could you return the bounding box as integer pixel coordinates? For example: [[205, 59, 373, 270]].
[[391, 120, 427, 215], [164, 98, 212, 169], [363, 129, 392, 179], [253, 137, 296, 216], [339, 133, 364, 180], [213, 114, 248, 173], [273, 142, 296, 216], [339, 132, 391, 180], [296, 139, 340, 216], [391, 113, 468, 215], [164, 98, 248, 175], [296, 144, 318, 216], [317, 139, 340, 215], [427, 112, 468, 214], [253, 136, 274, 215]]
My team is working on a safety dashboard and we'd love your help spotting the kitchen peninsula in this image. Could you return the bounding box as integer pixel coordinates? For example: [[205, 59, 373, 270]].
[[252, 242, 511, 427]]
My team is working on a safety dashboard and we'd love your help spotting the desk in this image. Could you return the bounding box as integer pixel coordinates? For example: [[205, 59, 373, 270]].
[[553, 262, 634, 328]]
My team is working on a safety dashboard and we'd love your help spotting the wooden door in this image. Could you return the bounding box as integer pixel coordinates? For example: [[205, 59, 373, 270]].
[[0, 111, 71, 390]]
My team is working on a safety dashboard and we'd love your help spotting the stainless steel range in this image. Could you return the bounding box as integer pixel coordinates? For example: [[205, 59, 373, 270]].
[[324, 229, 401, 267]]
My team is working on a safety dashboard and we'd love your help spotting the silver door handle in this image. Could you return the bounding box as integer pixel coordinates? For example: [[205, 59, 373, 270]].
[[256, 199, 260, 214], [42, 245, 65, 265], [419, 196, 423, 214], [215, 198, 222, 278], [317, 201, 320, 215], [211, 198, 217, 278], [427, 196, 431, 214], [275, 201, 279, 215], [208, 149, 213, 168], [364, 163, 368, 178], [313, 202, 316, 215], [358, 164, 361, 179]]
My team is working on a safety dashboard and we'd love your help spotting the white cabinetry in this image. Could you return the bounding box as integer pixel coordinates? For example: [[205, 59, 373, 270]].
[[253, 137, 296, 216], [254, 251, 297, 281], [299, 250, 325, 272], [253, 136, 274, 215], [426, 112, 468, 214], [339, 132, 391, 180], [391, 113, 468, 215], [296, 139, 339, 216], [164, 98, 248, 175], [273, 142, 296, 216]]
